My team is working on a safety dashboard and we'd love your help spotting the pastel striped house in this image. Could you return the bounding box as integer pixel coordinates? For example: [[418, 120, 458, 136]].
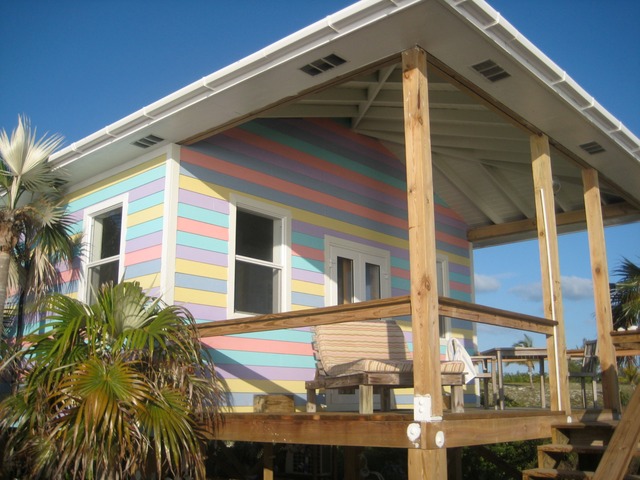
[[51, 0, 640, 422], [62, 117, 476, 412]]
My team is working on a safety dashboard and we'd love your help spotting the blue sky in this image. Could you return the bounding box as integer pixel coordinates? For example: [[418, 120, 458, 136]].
[[1, 1, 638, 351]]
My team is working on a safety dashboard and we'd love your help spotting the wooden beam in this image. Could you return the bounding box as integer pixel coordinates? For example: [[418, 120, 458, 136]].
[[402, 46, 447, 480], [582, 168, 621, 412], [530, 134, 570, 413], [209, 411, 564, 449], [467, 201, 639, 245]]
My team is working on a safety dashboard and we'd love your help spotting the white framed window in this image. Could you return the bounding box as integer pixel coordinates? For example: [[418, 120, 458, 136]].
[[228, 195, 290, 317], [325, 236, 391, 306], [82, 196, 127, 303]]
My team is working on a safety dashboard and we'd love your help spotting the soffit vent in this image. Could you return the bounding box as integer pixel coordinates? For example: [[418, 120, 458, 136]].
[[471, 59, 511, 82], [132, 134, 164, 149], [579, 141, 606, 155], [300, 54, 347, 76]]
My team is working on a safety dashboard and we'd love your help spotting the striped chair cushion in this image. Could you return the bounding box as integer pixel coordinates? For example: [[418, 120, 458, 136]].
[[313, 320, 464, 377]]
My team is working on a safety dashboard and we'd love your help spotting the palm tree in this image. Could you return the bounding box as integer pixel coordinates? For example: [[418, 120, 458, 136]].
[[0, 116, 65, 336], [513, 333, 535, 387], [610, 258, 640, 373], [0, 281, 223, 479], [610, 257, 640, 330], [8, 209, 81, 344]]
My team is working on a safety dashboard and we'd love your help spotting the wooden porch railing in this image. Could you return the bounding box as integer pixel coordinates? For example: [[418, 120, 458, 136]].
[[196, 295, 558, 338]]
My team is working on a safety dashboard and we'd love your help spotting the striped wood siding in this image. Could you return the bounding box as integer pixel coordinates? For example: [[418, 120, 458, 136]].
[[179, 119, 473, 411]]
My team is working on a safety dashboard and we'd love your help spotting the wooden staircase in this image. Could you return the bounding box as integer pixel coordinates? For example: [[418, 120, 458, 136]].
[[523, 385, 640, 480]]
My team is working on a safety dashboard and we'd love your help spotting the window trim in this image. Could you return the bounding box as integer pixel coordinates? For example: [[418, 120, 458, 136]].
[[324, 235, 391, 306], [227, 194, 291, 318], [80, 195, 128, 303]]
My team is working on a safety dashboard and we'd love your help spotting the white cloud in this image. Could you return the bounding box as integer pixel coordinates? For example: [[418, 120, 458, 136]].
[[509, 283, 542, 302], [561, 275, 593, 301], [507, 275, 593, 302], [474, 273, 501, 293]]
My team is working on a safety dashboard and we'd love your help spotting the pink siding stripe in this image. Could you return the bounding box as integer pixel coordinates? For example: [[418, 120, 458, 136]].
[[182, 149, 408, 230], [391, 266, 410, 280], [177, 217, 228, 240], [307, 118, 400, 162], [436, 230, 470, 249], [223, 128, 406, 202], [202, 337, 313, 356], [125, 245, 162, 266], [451, 281, 472, 294], [292, 244, 324, 262]]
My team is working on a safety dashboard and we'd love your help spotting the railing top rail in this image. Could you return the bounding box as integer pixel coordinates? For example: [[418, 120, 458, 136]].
[[196, 295, 557, 337]]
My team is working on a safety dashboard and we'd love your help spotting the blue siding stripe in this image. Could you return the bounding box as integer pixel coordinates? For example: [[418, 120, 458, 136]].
[[292, 256, 323, 274], [124, 259, 162, 279], [129, 191, 164, 214], [177, 203, 229, 227], [126, 218, 164, 240], [210, 350, 316, 368], [176, 231, 228, 253], [230, 330, 312, 342], [291, 292, 324, 308], [292, 232, 324, 250], [175, 273, 227, 293], [67, 165, 166, 214]]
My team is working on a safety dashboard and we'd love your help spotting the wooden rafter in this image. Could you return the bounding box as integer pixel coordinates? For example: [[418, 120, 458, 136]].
[[434, 156, 506, 225]]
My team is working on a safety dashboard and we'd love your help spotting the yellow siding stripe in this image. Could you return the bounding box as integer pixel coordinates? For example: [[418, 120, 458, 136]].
[[174, 287, 225, 307], [291, 279, 324, 296], [176, 259, 227, 280], [222, 379, 305, 394], [127, 204, 164, 227], [69, 155, 166, 202], [129, 274, 161, 290]]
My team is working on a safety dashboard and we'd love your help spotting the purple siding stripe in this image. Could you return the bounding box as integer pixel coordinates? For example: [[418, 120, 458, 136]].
[[450, 263, 471, 276], [125, 231, 163, 253], [128, 177, 165, 202], [176, 245, 227, 266], [292, 268, 324, 284], [178, 188, 230, 214], [177, 302, 226, 321]]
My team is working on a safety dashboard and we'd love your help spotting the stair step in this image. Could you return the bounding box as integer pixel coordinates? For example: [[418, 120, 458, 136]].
[[539, 443, 640, 455], [522, 468, 640, 480], [551, 421, 618, 430]]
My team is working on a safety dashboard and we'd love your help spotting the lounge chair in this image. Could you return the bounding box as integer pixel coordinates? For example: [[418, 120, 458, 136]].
[[305, 320, 466, 414]]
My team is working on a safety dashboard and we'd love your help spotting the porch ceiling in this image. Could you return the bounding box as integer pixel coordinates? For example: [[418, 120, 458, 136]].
[[264, 62, 638, 244]]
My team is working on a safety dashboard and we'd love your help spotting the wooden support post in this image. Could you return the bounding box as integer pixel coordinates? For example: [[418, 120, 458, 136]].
[[344, 447, 361, 480], [263, 443, 274, 480], [530, 134, 570, 413], [582, 168, 621, 412], [403, 46, 447, 479]]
